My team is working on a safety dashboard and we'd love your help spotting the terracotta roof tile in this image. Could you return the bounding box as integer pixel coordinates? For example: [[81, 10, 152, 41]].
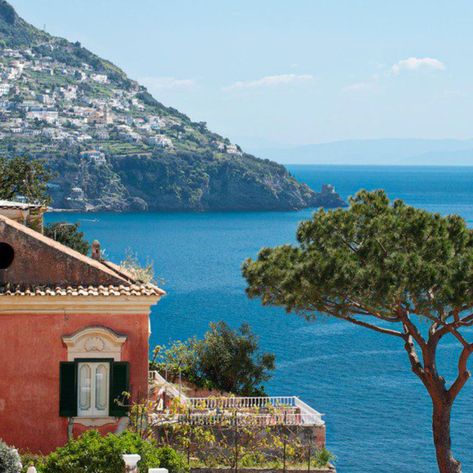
[[0, 284, 164, 297]]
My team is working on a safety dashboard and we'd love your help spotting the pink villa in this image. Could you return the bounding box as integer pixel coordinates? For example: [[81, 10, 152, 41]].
[[0, 203, 164, 453], [0, 202, 326, 455]]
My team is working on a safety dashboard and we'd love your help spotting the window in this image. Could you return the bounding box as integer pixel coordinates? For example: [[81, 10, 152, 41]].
[[59, 360, 129, 418], [78, 362, 110, 417]]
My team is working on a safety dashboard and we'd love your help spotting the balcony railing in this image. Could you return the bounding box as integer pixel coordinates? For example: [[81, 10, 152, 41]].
[[187, 396, 297, 409], [185, 396, 323, 426]]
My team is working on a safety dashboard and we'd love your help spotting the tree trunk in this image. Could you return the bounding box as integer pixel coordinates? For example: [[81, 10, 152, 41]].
[[432, 400, 462, 473]]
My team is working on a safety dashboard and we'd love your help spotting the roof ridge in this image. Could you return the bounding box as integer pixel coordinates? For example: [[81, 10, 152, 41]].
[[0, 214, 161, 290]]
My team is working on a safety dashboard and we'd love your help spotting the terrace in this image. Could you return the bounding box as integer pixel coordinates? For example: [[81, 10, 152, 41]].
[[148, 371, 325, 427]]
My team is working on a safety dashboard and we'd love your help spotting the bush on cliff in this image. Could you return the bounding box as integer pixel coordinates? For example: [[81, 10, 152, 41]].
[[152, 321, 275, 396]]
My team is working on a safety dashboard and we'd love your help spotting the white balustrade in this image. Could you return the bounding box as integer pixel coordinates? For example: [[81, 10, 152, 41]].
[[148, 372, 324, 427]]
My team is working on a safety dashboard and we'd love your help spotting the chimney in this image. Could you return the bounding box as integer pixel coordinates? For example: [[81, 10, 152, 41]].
[[91, 240, 101, 261]]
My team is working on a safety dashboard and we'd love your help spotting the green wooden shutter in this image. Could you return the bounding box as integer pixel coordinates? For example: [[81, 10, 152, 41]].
[[109, 362, 130, 417], [59, 362, 77, 417]]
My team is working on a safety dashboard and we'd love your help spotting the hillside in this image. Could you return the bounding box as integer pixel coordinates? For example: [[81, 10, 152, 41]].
[[0, 1, 345, 211], [256, 138, 473, 165]]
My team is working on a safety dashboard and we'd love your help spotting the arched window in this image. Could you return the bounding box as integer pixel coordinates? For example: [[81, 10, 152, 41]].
[[60, 327, 129, 420], [77, 362, 109, 417]]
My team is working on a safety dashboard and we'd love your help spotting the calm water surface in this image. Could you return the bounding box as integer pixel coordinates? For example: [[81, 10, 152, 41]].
[[46, 166, 473, 473]]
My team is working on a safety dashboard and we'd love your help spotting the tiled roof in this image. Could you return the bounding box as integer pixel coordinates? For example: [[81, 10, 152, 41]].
[[0, 213, 165, 299], [0, 284, 164, 297]]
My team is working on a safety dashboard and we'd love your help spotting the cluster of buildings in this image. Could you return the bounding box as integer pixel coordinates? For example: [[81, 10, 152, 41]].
[[0, 45, 242, 157], [0, 46, 176, 150]]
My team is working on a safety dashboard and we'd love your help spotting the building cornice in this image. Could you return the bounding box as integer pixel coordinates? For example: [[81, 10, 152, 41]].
[[0, 294, 162, 315]]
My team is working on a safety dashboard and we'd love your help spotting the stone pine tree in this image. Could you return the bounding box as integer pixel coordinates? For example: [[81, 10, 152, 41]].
[[242, 190, 473, 473]]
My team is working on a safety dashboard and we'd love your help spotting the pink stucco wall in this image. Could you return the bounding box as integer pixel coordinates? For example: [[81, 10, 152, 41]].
[[0, 311, 150, 454]]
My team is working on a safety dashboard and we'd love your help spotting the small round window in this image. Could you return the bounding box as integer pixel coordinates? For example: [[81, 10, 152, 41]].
[[0, 243, 14, 269]]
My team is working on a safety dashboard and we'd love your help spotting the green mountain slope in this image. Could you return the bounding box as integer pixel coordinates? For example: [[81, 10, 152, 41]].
[[0, 1, 345, 211]]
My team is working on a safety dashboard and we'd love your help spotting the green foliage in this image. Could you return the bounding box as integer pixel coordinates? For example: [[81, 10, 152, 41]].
[[243, 189, 473, 320], [0, 439, 22, 473], [136, 91, 159, 108], [0, 0, 49, 48], [197, 322, 275, 395], [153, 321, 275, 396], [239, 452, 267, 468], [314, 448, 336, 468], [20, 452, 45, 473], [44, 222, 90, 255], [152, 340, 198, 382], [151, 446, 188, 473], [114, 150, 318, 211], [0, 156, 52, 204], [37, 430, 187, 473], [119, 250, 155, 284]]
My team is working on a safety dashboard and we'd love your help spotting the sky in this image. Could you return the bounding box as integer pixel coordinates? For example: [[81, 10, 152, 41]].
[[10, 0, 473, 149]]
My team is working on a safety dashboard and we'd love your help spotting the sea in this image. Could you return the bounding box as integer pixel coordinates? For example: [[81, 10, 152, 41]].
[[46, 165, 473, 473]]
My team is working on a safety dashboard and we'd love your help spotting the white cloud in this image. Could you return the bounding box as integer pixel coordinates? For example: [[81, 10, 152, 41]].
[[224, 74, 315, 91], [391, 57, 445, 75], [342, 81, 376, 94], [141, 76, 196, 90]]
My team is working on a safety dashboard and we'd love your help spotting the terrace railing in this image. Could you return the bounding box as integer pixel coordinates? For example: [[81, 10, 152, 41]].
[[179, 410, 324, 427], [148, 371, 324, 427], [187, 396, 297, 410], [185, 396, 324, 426]]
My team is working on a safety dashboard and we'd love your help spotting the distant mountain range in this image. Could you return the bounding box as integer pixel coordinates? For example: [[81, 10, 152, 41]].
[[254, 139, 473, 165], [0, 0, 345, 211]]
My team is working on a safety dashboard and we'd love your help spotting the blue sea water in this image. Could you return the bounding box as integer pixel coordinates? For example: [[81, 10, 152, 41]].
[[46, 166, 473, 473]]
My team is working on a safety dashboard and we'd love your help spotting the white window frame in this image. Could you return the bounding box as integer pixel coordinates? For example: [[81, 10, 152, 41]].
[[77, 361, 110, 418]]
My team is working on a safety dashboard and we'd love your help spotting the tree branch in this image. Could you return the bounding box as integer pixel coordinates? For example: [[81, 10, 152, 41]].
[[336, 313, 405, 338], [449, 343, 473, 401], [403, 334, 426, 381], [398, 310, 427, 348]]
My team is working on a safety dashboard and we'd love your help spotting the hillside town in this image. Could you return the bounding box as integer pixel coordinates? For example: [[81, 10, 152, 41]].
[[0, 45, 243, 159]]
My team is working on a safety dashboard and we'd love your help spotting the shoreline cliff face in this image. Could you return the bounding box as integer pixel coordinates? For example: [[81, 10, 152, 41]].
[[48, 152, 345, 212], [0, 1, 345, 212]]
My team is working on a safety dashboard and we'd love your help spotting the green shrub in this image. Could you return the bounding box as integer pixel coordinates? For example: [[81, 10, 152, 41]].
[[239, 452, 267, 468], [153, 446, 188, 473], [20, 452, 45, 473], [0, 439, 22, 473], [314, 448, 336, 468], [39, 431, 188, 473], [44, 222, 90, 255], [152, 321, 275, 396]]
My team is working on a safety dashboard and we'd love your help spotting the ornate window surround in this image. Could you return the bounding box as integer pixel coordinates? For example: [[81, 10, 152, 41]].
[[62, 326, 127, 362]]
